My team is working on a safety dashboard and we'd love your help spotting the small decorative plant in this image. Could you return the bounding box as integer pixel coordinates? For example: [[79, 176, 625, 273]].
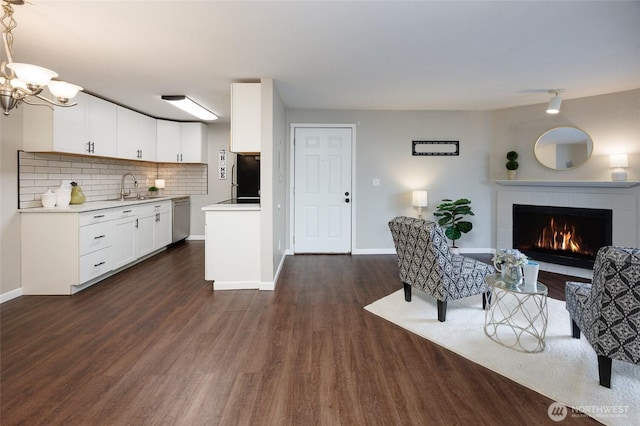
[[148, 186, 159, 193], [433, 198, 474, 247], [492, 248, 528, 268], [506, 151, 519, 171]]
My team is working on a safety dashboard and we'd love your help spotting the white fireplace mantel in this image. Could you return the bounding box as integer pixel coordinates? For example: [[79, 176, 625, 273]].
[[496, 180, 639, 188]]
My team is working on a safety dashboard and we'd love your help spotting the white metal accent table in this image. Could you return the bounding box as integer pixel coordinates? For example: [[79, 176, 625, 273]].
[[484, 274, 548, 353]]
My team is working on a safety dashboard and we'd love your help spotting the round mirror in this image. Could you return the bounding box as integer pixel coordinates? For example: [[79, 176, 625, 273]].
[[534, 127, 593, 170]]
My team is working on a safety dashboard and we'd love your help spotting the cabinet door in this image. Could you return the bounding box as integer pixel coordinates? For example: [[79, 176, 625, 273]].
[[116, 106, 140, 160], [88, 96, 117, 157], [155, 210, 172, 248], [52, 91, 89, 154], [137, 210, 156, 257], [112, 216, 138, 269], [156, 120, 181, 162], [138, 114, 157, 161], [180, 122, 207, 163], [230, 83, 260, 153]]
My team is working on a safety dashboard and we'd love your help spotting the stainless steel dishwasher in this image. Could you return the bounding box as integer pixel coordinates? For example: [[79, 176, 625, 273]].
[[172, 196, 191, 243]]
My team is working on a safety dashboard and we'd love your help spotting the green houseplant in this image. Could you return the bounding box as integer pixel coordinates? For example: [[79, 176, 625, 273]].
[[148, 186, 159, 195], [433, 198, 474, 248], [506, 151, 519, 180]]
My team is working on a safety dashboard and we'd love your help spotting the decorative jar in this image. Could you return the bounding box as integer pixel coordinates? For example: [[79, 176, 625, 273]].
[[70, 182, 86, 205]]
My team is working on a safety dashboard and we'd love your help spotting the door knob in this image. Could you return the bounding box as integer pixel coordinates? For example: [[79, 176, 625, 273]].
[[345, 198, 350, 203], [345, 192, 350, 196]]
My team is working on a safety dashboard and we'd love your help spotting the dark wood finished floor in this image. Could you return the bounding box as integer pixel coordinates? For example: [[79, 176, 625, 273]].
[[1, 242, 597, 425]]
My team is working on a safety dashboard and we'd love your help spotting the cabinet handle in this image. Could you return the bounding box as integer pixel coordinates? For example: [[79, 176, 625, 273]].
[[135, 218, 139, 228], [94, 235, 106, 239], [86, 141, 91, 153], [139, 149, 143, 158], [177, 153, 180, 162], [180, 153, 183, 162], [94, 261, 105, 267], [123, 210, 132, 213], [91, 142, 95, 153], [93, 214, 105, 219]]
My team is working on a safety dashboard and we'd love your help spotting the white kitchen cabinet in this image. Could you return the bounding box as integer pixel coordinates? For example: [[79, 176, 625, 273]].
[[156, 120, 207, 163], [112, 210, 138, 270], [154, 202, 172, 248], [136, 204, 156, 257], [116, 106, 157, 161], [230, 83, 261, 153], [22, 91, 117, 157], [21, 199, 174, 295]]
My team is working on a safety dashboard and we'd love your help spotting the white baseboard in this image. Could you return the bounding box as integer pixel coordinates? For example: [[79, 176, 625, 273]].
[[352, 248, 396, 255], [1, 287, 22, 304], [352, 247, 495, 255], [187, 235, 204, 241]]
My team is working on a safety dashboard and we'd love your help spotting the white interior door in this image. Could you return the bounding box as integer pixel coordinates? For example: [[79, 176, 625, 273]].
[[294, 127, 352, 253]]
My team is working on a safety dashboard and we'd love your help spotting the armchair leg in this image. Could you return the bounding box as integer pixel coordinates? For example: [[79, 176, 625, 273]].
[[437, 300, 447, 322], [598, 355, 612, 388], [403, 283, 412, 302], [571, 319, 581, 339], [482, 291, 491, 309]]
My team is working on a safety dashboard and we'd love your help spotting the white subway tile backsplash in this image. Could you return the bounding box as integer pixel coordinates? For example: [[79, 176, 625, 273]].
[[19, 153, 207, 209]]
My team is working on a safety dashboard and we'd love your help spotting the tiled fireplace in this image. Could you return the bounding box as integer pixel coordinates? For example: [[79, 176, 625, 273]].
[[497, 184, 638, 279]]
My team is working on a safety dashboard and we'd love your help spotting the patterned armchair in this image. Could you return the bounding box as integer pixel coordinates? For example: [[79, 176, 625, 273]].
[[388, 216, 495, 322], [565, 246, 640, 388]]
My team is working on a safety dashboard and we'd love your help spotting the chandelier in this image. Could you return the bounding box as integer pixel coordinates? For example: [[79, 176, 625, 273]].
[[1, 0, 82, 116]]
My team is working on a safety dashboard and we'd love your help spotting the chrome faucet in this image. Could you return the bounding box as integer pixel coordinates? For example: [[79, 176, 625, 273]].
[[120, 173, 138, 200]]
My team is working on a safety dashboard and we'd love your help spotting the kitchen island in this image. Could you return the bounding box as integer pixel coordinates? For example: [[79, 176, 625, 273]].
[[202, 199, 261, 290]]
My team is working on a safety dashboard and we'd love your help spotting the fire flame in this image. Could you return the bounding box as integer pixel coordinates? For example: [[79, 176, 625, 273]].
[[534, 217, 592, 255]]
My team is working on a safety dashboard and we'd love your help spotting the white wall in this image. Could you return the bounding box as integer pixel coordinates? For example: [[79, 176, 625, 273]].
[[0, 109, 23, 297], [490, 89, 640, 246], [285, 110, 495, 252]]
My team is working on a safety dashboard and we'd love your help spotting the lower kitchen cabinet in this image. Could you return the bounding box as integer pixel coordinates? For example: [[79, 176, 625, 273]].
[[112, 214, 138, 270], [21, 200, 173, 295]]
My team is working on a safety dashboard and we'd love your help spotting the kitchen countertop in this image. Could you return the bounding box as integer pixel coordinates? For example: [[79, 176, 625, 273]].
[[202, 198, 260, 211], [19, 196, 182, 214]]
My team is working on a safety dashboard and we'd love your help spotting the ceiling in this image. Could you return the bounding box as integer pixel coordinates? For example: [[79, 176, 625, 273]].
[[7, 0, 640, 122]]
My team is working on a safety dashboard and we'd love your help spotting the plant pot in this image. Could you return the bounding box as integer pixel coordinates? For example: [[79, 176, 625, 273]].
[[449, 247, 460, 255], [507, 170, 517, 180]]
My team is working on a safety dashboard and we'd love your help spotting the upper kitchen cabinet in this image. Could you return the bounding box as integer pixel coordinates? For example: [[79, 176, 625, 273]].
[[22, 91, 117, 157], [116, 106, 157, 161], [230, 83, 261, 153], [157, 120, 208, 163]]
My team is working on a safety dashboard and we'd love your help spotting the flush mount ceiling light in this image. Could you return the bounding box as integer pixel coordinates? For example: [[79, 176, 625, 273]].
[[546, 90, 563, 114], [161, 95, 218, 121], [0, 0, 82, 116]]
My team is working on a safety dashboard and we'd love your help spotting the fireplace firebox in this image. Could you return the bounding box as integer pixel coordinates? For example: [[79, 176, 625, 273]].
[[513, 204, 612, 269]]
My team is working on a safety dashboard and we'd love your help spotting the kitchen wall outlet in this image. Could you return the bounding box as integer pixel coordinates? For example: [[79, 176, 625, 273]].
[[372, 178, 381, 187]]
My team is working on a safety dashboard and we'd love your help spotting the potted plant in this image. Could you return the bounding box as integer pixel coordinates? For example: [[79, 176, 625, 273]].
[[433, 198, 474, 251], [506, 151, 519, 180], [148, 186, 159, 196]]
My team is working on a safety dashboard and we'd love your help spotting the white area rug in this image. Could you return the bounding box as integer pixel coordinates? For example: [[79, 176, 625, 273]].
[[364, 290, 640, 426]]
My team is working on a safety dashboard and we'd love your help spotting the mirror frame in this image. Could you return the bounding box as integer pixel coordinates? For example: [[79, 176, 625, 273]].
[[534, 126, 593, 170]]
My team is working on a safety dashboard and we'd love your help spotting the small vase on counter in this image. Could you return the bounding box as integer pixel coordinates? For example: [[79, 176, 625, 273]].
[[70, 182, 86, 205], [55, 185, 71, 207], [41, 189, 57, 208]]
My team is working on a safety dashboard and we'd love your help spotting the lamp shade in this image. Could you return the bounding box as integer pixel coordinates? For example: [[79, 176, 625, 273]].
[[48, 81, 83, 101], [412, 190, 428, 207], [155, 179, 166, 189], [7, 63, 57, 87], [546, 95, 562, 114], [609, 154, 628, 168]]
